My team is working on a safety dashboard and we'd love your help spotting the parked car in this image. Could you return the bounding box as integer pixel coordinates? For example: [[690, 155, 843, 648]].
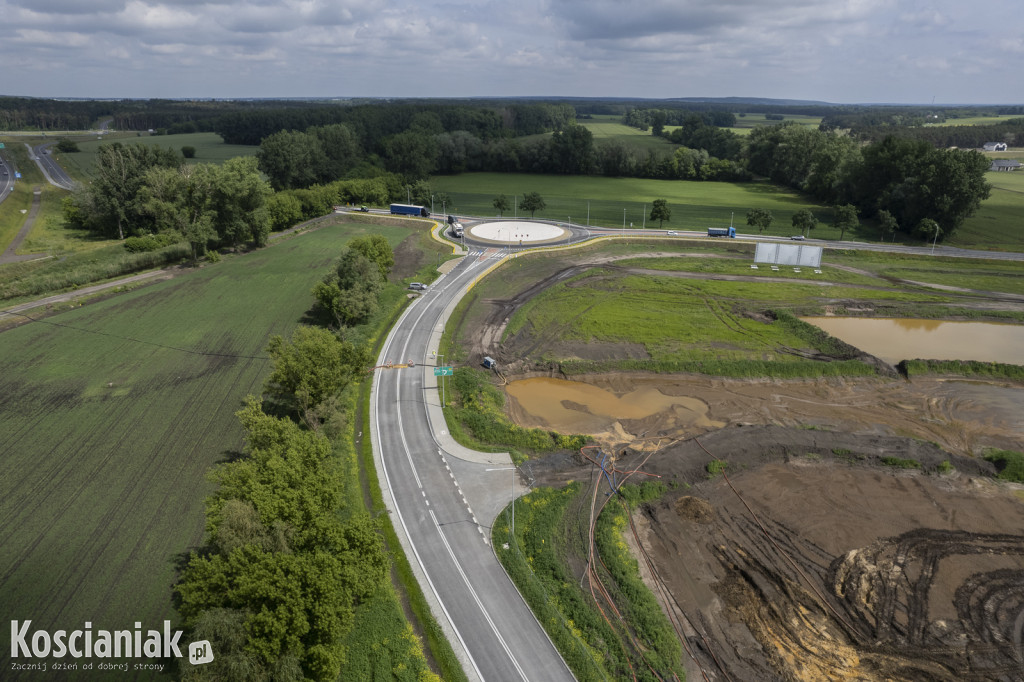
[[409, 282, 428, 291]]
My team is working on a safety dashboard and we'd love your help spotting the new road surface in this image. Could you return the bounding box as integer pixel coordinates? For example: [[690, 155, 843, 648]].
[[372, 252, 575, 682]]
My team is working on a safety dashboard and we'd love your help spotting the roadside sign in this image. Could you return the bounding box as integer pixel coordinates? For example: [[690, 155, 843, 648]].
[[0, 143, 5, 148], [433, 366, 453, 376], [15, 172, 21, 179]]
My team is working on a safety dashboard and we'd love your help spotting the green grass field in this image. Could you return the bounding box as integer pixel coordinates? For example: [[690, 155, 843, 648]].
[[955, 170, 1024, 250], [55, 132, 259, 182], [431, 172, 850, 235], [926, 115, 1020, 126], [0, 218, 420, 678], [580, 116, 678, 151]]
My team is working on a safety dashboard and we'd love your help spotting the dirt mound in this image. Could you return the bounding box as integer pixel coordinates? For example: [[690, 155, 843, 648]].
[[674, 496, 713, 524]]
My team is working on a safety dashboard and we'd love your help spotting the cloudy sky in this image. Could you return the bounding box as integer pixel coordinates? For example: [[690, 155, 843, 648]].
[[2, 0, 1020, 103]]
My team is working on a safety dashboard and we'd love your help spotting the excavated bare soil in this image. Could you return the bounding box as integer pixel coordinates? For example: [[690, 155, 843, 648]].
[[523, 414, 1024, 681], [467, 250, 1024, 680]]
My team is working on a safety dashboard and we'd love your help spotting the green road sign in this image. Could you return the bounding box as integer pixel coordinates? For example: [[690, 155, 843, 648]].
[[433, 366, 453, 376], [0, 143, 5, 148]]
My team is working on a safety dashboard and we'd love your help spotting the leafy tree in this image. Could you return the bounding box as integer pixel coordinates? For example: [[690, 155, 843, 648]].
[[435, 191, 452, 214], [833, 204, 859, 241], [181, 145, 196, 159], [549, 124, 594, 174], [383, 130, 438, 181], [210, 156, 273, 248], [917, 217, 942, 245], [137, 164, 217, 263], [55, 139, 79, 153], [519, 191, 546, 218], [849, 136, 990, 238], [877, 209, 899, 242], [67, 142, 181, 239], [309, 123, 361, 181], [792, 208, 818, 237], [312, 248, 385, 328], [347, 234, 394, 280], [264, 326, 367, 416], [746, 207, 773, 233], [649, 199, 671, 227], [267, 192, 304, 233], [258, 130, 325, 190], [410, 179, 432, 208], [493, 194, 510, 216]]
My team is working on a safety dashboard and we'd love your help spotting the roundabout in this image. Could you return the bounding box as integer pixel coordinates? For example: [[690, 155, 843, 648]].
[[467, 220, 570, 247]]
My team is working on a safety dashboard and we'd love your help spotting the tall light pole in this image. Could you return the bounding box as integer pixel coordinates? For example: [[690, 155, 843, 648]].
[[623, 208, 626, 232], [587, 201, 590, 227]]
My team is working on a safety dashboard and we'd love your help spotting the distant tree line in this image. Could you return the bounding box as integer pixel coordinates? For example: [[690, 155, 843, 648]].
[[0, 96, 115, 131], [622, 108, 737, 132]]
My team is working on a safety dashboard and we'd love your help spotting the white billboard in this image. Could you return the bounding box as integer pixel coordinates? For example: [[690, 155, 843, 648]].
[[754, 242, 823, 267]]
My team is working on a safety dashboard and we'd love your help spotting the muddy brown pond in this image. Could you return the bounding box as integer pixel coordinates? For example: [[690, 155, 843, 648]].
[[801, 317, 1024, 366], [505, 377, 722, 435]]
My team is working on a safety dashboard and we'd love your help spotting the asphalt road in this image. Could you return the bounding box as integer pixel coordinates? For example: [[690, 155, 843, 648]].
[[29, 142, 75, 190], [372, 254, 575, 682], [0, 153, 14, 203]]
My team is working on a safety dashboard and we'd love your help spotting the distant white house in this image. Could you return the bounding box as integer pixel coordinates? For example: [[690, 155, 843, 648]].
[[983, 142, 1008, 152], [990, 159, 1021, 171]]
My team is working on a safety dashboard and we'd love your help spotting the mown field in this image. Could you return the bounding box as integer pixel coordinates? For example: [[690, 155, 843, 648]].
[[55, 132, 259, 182], [0, 218, 420, 678], [956, 170, 1024, 250], [431, 172, 848, 235], [926, 115, 1020, 126], [580, 116, 679, 151]]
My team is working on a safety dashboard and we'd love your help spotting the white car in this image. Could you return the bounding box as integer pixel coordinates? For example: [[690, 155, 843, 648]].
[[790, 235, 806, 241], [666, 230, 678, 236]]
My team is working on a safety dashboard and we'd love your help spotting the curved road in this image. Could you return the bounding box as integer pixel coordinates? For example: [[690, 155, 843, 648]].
[[372, 251, 575, 682]]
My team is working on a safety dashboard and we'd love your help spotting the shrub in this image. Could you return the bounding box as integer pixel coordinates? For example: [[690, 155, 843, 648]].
[[706, 460, 728, 478], [984, 449, 1024, 483], [881, 456, 921, 469], [937, 460, 953, 474], [123, 233, 179, 253]]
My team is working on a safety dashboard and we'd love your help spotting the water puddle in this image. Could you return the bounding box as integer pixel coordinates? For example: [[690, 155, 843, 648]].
[[802, 317, 1024, 366], [505, 377, 720, 435]]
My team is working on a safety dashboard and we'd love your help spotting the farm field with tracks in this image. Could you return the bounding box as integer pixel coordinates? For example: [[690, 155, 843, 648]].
[[0, 219, 411, 677]]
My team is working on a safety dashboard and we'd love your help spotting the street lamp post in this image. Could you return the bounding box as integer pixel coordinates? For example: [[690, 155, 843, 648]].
[[623, 208, 626, 232]]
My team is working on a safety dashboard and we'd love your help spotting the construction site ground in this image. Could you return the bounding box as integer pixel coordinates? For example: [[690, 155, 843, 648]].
[[455, 249, 1024, 681]]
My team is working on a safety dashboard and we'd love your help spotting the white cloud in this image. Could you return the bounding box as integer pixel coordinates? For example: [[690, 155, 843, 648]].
[[0, 0, 1019, 101]]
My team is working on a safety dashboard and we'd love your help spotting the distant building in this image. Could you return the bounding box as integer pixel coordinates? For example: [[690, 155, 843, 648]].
[[990, 159, 1021, 171], [983, 142, 1008, 152]]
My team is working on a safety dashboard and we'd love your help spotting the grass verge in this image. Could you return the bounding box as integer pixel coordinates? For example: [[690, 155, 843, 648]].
[[492, 481, 683, 681]]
